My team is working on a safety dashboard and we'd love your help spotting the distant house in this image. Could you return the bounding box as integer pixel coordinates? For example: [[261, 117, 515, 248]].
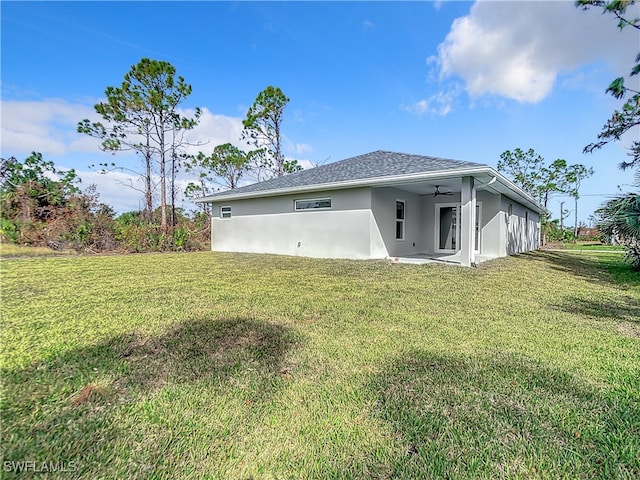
[[196, 151, 547, 266], [577, 226, 599, 239]]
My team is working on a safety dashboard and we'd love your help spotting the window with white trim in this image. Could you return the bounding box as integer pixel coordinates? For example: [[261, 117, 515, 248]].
[[475, 203, 481, 251], [396, 200, 405, 240], [295, 198, 332, 211], [220, 206, 231, 218]]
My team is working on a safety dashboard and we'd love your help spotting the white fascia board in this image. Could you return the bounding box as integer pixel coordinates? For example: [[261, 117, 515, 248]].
[[195, 167, 489, 204], [485, 170, 549, 215], [195, 165, 548, 214]]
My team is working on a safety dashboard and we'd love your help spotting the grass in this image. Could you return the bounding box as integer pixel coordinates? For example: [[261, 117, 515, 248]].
[[1, 251, 638, 479], [0, 243, 75, 258], [553, 242, 625, 252]]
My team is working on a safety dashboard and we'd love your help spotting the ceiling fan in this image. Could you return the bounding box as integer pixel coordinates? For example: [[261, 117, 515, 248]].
[[431, 185, 453, 197]]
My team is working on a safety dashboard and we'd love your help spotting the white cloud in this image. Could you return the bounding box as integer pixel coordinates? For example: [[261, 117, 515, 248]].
[[75, 169, 149, 213], [402, 100, 430, 116], [294, 143, 313, 155], [181, 107, 246, 155], [282, 137, 314, 157], [1, 98, 248, 213], [1, 98, 101, 156], [0, 99, 247, 158], [402, 87, 460, 116], [292, 109, 305, 124], [434, 0, 640, 103], [297, 159, 315, 170]]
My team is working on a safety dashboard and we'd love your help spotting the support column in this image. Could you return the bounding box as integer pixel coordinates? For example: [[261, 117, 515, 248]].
[[460, 176, 476, 267]]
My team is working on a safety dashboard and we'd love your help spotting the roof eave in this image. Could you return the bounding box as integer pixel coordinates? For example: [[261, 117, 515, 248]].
[[195, 166, 489, 203], [487, 170, 549, 215], [195, 166, 548, 215]]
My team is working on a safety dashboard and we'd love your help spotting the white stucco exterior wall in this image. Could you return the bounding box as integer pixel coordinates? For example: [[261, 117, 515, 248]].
[[501, 195, 540, 255], [460, 176, 476, 266], [477, 190, 502, 258], [215, 187, 371, 216], [210, 187, 389, 259], [371, 187, 423, 257], [212, 210, 386, 259], [205, 182, 542, 262], [420, 195, 437, 254]]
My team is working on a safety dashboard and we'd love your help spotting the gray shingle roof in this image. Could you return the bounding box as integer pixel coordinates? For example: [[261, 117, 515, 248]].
[[202, 150, 483, 199]]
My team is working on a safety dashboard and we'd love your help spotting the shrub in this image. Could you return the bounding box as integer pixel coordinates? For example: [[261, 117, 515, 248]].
[[0, 219, 19, 243]]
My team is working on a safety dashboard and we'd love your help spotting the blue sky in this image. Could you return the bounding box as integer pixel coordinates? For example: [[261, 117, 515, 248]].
[[2, 1, 639, 223]]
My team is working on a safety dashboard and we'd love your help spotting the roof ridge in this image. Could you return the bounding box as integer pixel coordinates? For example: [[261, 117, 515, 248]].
[[372, 149, 481, 164], [198, 150, 486, 200]]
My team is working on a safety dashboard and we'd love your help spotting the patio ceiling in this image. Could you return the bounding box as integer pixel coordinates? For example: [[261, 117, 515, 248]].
[[375, 171, 499, 197]]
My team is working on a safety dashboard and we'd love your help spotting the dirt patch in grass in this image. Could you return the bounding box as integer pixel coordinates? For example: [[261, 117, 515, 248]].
[[71, 384, 114, 407], [617, 322, 640, 339]]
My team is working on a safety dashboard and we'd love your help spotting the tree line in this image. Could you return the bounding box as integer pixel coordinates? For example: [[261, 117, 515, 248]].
[[497, 148, 594, 242], [1, 58, 299, 252], [77, 59, 298, 230]]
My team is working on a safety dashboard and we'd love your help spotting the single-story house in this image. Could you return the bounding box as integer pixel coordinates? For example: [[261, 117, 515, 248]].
[[196, 151, 547, 266]]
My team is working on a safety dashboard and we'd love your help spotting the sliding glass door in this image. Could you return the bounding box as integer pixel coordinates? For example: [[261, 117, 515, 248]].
[[435, 203, 481, 253], [438, 205, 457, 251]]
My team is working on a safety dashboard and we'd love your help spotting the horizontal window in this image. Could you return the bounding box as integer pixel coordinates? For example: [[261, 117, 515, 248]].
[[295, 198, 332, 211], [220, 206, 231, 218]]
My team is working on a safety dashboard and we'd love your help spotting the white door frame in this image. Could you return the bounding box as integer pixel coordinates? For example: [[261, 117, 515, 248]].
[[434, 202, 482, 254]]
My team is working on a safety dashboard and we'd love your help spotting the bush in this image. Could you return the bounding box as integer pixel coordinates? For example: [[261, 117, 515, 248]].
[[596, 188, 640, 270], [0, 219, 19, 243], [1, 152, 210, 255], [544, 220, 575, 243]]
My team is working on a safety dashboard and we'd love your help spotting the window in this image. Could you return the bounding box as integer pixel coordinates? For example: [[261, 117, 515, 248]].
[[396, 200, 405, 240], [525, 211, 529, 235], [220, 206, 231, 218], [295, 198, 332, 210], [475, 203, 481, 251], [507, 203, 513, 224]]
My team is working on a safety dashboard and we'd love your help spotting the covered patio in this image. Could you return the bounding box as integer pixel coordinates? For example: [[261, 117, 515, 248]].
[[390, 252, 497, 266]]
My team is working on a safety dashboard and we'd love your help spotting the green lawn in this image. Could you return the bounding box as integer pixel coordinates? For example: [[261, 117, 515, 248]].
[[1, 251, 638, 479], [554, 242, 625, 252]]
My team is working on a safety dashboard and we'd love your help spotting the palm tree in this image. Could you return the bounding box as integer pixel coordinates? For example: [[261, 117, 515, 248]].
[[596, 172, 640, 269]]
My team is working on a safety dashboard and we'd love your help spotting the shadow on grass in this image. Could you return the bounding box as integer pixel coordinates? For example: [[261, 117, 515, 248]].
[[2, 317, 298, 477], [522, 250, 639, 288], [553, 294, 640, 325], [520, 251, 639, 334], [370, 351, 640, 478]]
